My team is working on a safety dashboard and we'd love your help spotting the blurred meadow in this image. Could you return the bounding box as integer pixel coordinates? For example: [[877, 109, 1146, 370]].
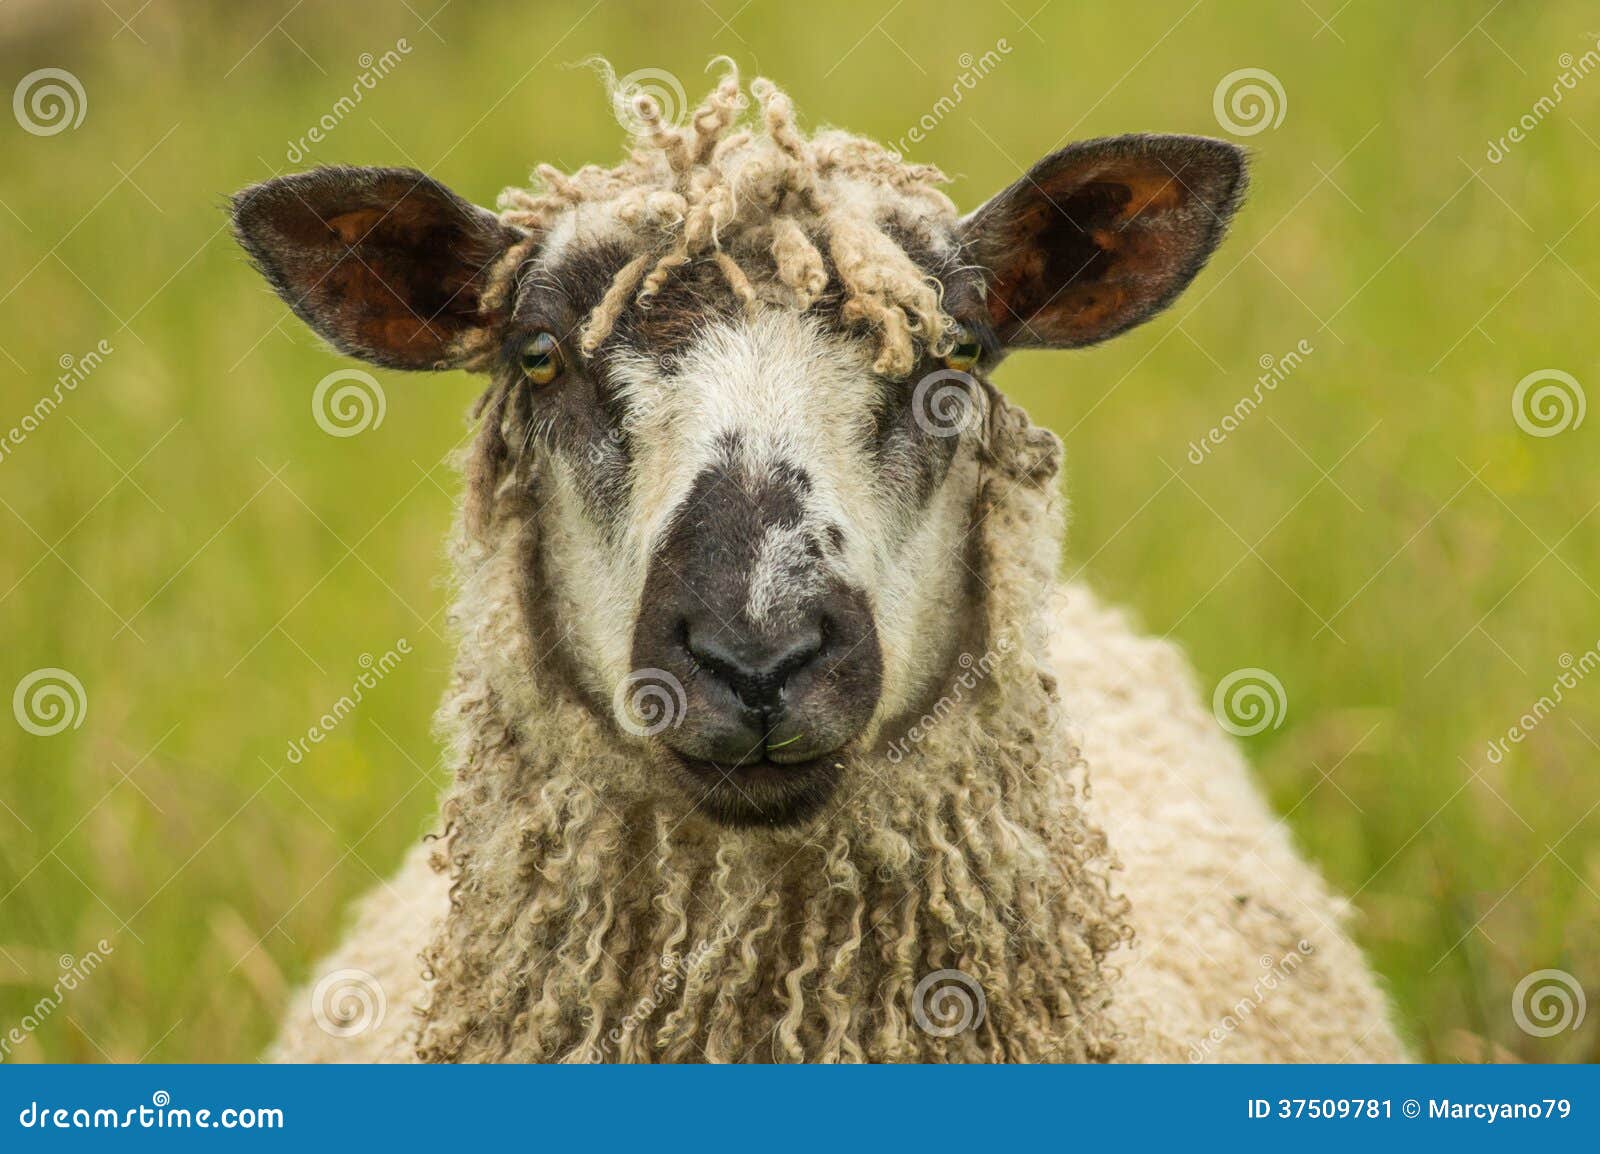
[[1, 0, 1597, 1063]]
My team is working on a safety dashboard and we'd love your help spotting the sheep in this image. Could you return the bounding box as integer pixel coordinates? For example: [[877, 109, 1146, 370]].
[[233, 65, 1406, 1063]]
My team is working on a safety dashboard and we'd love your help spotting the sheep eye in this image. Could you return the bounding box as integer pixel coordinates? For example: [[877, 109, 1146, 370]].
[[520, 332, 563, 385], [943, 327, 982, 373]]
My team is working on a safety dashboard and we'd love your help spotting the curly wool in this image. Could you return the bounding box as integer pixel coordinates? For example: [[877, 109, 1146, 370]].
[[459, 63, 958, 380], [262, 66, 1410, 1068], [413, 390, 1131, 1063]]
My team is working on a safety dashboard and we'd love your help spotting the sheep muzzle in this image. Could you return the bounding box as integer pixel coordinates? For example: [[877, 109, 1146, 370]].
[[627, 457, 883, 828]]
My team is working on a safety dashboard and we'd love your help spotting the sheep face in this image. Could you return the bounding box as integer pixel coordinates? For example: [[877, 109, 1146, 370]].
[[231, 119, 1245, 830], [530, 286, 983, 830]]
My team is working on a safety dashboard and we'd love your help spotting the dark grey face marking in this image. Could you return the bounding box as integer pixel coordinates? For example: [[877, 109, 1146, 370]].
[[628, 439, 883, 829], [869, 350, 964, 512], [496, 222, 988, 549], [493, 240, 641, 537], [613, 257, 744, 367]]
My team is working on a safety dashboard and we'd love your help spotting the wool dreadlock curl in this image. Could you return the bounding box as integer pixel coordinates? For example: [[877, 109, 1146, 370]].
[[461, 62, 959, 380]]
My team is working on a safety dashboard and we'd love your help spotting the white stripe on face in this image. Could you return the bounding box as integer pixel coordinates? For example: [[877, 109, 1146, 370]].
[[744, 522, 822, 627], [615, 311, 883, 573]]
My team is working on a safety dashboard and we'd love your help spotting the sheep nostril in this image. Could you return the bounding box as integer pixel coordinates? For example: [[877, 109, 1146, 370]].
[[684, 623, 824, 721]]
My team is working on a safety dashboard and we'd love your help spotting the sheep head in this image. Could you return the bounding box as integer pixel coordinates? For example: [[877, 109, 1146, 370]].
[[230, 67, 1246, 831]]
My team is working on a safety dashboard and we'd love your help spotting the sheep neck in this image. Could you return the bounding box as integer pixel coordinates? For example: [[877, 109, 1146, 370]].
[[414, 392, 1131, 1063]]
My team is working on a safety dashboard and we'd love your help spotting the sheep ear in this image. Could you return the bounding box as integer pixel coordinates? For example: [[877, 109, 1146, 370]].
[[230, 166, 526, 371], [959, 135, 1246, 350]]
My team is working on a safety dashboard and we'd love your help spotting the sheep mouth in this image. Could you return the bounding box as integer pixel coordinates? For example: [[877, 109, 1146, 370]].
[[666, 749, 843, 829]]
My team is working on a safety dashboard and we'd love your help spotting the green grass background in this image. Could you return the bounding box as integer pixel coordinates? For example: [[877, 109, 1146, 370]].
[[1, 0, 1596, 1062]]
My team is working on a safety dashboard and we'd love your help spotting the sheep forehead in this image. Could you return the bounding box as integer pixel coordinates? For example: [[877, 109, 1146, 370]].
[[618, 310, 877, 457], [522, 191, 964, 374], [606, 310, 886, 539], [537, 202, 635, 265]]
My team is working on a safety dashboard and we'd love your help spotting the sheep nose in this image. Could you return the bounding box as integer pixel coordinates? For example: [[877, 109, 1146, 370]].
[[685, 621, 823, 722], [627, 457, 882, 792]]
